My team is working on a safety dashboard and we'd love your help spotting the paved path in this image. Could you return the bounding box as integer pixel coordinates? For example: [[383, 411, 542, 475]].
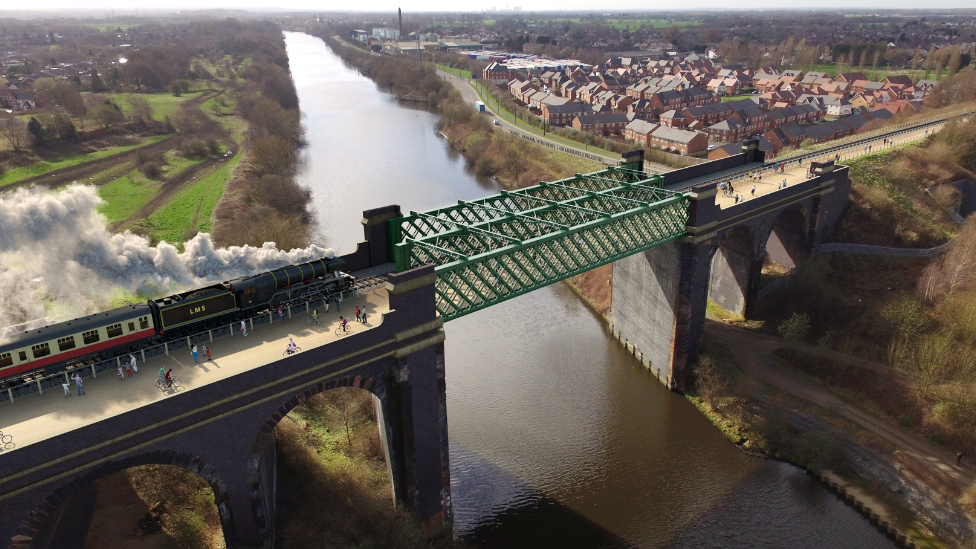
[[705, 320, 974, 491], [0, 289, 390, 454], [715, 122, 946, 209]]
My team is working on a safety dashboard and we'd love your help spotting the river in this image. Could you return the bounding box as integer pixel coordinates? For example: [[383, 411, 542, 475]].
[[286, 31, 896, 549]]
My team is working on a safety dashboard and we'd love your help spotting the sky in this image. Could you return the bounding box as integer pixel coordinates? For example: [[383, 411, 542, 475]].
[[0, 1, 975, 12]]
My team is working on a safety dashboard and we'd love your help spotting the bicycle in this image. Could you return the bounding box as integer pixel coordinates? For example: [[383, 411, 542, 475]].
[[306, 315, 321, 326], [282, 346, 302, 357], [0, 431, 11, 445], [154, 377, 182, 390], [335, 324, 352, 337]]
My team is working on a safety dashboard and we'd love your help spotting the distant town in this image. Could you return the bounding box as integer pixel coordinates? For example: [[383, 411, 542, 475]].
[[337, 9, 974, 160]]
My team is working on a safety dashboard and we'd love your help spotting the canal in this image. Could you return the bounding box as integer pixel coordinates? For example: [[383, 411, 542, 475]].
[[286, 31, 896, 549]]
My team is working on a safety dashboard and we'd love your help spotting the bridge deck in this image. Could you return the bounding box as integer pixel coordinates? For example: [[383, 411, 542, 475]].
[[0, 287, 390, 454]]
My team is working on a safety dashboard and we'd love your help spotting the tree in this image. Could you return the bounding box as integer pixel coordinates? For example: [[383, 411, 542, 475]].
[[89, 67, 107, 93], [0, 117, 27, 151], [91, 101, 126, 129], [126, 95, 154, 123], [26, 116, 44, 145], [170, 80, 183, 97], [778, 312, 811, 354]]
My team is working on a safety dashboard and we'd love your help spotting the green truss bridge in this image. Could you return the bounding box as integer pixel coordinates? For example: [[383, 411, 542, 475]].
[[388, 158, 690, 321]]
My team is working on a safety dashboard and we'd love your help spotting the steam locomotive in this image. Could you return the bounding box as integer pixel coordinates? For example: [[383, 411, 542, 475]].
[[0, 256, 353, 381]]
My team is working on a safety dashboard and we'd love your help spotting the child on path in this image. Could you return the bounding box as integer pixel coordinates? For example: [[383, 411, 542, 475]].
[[118, 364, 125, 380], [205, 345, 212, 362], [62, 381, 71, 397], [126, 362, 133, 377]]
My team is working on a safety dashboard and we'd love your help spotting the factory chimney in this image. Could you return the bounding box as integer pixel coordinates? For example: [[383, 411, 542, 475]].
[[398, 8, 403, 39]]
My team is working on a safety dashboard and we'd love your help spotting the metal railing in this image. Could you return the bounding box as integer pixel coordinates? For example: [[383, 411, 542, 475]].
[[675, 106, 974, 193], [0, 277, 387, 404]]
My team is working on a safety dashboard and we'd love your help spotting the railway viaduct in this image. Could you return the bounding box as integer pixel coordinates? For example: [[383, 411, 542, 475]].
[[0, 143, 851, 548], [611, 141, 850, 387]]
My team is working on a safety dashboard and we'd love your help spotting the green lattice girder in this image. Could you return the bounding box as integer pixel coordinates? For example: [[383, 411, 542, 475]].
[[389, 166, 691, 321]]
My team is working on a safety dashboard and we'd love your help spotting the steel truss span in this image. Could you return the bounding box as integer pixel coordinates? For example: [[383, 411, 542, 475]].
[[390, 166, 690, 321]]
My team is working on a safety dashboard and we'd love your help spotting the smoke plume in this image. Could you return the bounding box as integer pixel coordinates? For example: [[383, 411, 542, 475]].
[[0, 185, 334, 329]]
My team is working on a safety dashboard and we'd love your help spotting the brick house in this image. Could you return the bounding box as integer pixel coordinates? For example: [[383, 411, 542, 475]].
[[571, 113, 631, 135], [649, 126, 708, 156], [623, 119, 660, 146], [542, 102, 592, 126]]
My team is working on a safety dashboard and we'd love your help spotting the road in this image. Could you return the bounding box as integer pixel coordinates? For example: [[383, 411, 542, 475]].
[[436, 70, 673, 173]]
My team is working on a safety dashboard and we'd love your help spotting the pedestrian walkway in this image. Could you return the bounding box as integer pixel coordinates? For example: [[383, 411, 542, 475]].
[[0, 288, 390, 454], [714, 123, 943, 209]]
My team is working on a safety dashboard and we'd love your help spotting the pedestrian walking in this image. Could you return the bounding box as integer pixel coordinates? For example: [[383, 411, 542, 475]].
[[355, 306, 362, 322], [129, 354, 138, 374], [240, 320, 247, 337], [278, 306, 284, 323], [118, 364, 125, 380], [204, 345, 212, 362], [361, 309, 368, 324], [758, 173, 762, 183], [73, 373, 85, 395], [958, 452, 965, 466], [751, 185, 756, 196], [782, 178, 787, 189], [191, 344, 199, 363], [62, 381, 71, 397]]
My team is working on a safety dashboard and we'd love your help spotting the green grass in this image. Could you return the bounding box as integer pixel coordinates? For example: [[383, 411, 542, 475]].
[[97, 170, 162, 224], [139, 153, 239, 244], [433, 63, 472, 79], [0, 135, 168, 189], [112, 91, 202, 121], [722, 94, 753, 103]]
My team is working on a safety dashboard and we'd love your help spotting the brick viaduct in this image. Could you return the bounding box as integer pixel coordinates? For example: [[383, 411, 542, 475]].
[[0, 143, 852, 548], [612, 140, 851, 388]]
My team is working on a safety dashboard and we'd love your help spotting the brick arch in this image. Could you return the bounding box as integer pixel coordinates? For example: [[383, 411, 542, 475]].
[[706, 225, 758, 317], [12, 451, 230, 549], [759, 205, 812, 270], [244, 374, 389, 542], [254, 374, 385, 444]]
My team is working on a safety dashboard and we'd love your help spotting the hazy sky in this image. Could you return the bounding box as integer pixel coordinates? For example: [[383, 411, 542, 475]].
[[1, 1, 974, 12]]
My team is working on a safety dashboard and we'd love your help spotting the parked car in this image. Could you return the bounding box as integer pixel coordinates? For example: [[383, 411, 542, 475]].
[[493, 119, 500, 126]]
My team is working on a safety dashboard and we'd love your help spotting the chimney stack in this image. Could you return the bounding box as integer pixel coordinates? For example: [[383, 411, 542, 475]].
[[398, 8, 403, 39]]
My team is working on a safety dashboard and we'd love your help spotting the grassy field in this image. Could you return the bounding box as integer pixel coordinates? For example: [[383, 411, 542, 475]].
[[722, 94, 754, 102], [0, 135, 168, 189], [138, 153, 239, 244], [97, 152, 211, 224], [113, 91, 203, 122]]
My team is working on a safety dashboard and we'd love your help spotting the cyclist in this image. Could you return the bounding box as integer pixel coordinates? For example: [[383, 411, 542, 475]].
[[158, 367, 165, 383], [340, 316, 348, 332], [288, 338, 298, 353], [164, 369, 173, 388]]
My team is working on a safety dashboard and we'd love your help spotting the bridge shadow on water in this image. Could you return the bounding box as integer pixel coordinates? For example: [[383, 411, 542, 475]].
[[452, 443, 896, 549], [452, 443, 637, 549]]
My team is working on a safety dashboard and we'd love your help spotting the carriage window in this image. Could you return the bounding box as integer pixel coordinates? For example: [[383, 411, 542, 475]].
[[83, 330, 100, 344], [32, 343, 50, 359], [0, 353, 11, 368], [58, 336, 76, 352], [140, 317, 150, 330], [18, 351, 26, 361], [106, 324, 123, 338], [128, 322, 135, 332]]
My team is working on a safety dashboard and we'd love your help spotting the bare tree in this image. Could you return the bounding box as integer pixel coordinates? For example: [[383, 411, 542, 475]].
[[0, 116, 27, 151]]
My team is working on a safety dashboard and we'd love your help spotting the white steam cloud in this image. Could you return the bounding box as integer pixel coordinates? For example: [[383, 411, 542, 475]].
[[0, 185, 334, 329]]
